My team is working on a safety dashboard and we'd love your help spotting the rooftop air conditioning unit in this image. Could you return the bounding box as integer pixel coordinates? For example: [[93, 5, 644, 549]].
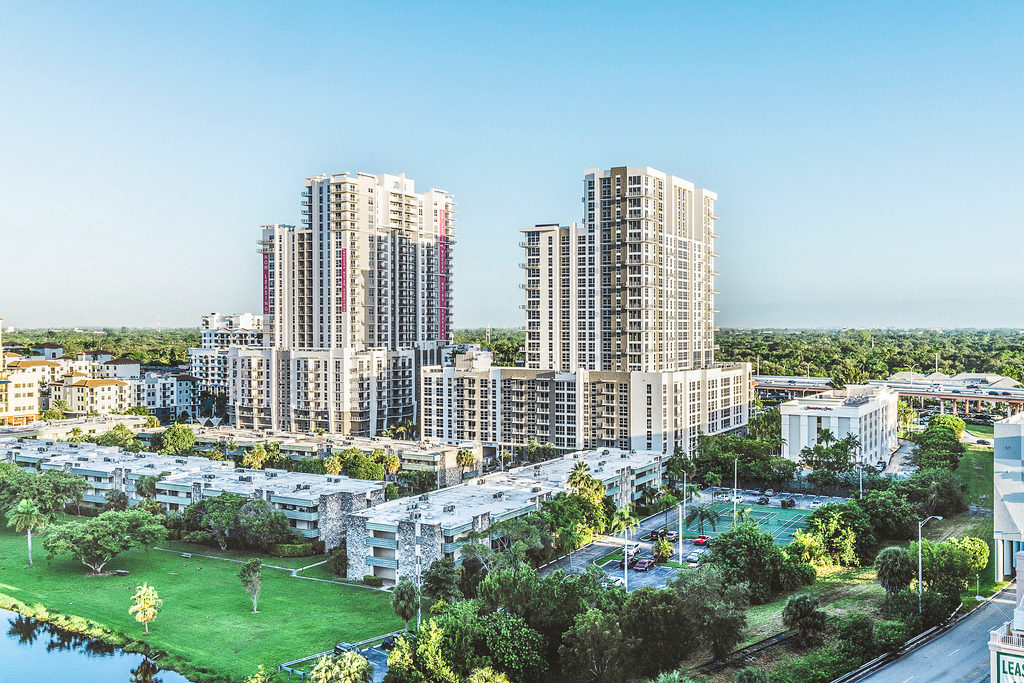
[[531, 486, 542, 493], [303, 484, 311, 490], [443, 504, 455, 513], [411, 512, 421, 520], [419, 494, 430, 502], [77, 456, 89, 461]]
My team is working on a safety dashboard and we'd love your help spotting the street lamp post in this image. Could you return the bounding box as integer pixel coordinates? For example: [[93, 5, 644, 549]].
[[918, 515, 943, 613], [733, 458, 738, 520], [678, 470, 687, 565]]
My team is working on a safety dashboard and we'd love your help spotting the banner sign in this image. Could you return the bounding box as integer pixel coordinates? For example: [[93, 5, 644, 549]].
[[439, 210, 448, 340], [997, 652, 1024, 682], [341, 248, 348, 313], [262, 254, 270, 314]]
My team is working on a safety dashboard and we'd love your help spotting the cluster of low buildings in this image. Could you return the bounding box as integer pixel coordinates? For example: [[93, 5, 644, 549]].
[[0, 330, 200, 426], [1, 433, 665, 585]]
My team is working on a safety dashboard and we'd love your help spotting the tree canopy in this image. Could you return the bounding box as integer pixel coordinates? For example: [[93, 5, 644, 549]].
[[44, 509, 167, 574]]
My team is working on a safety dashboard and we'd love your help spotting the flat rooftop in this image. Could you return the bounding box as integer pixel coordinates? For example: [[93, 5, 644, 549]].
[[504, 448, 663, 488], [352, 472, 560, 531], [162, 466, 385, 500]]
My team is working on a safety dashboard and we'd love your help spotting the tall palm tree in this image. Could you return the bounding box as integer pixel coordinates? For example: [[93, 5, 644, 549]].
[[817, 428, 836, 447], [611, 505, 639, 590], [6, 499, 47, 567], [456, 448, 476, 480], [383, 454, 401, 482], [685, 503, 721, 537], [559, 524, 585, 572], [568, 461, 592, 492], [733, 506, 756, 525], [706, 472, 722, 501]]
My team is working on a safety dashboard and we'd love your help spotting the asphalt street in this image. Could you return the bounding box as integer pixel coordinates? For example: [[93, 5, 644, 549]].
[[859, 585, 1017, 683]]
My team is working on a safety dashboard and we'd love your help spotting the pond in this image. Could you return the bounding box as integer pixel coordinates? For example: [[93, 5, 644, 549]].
[[0, 607, 193, 683]]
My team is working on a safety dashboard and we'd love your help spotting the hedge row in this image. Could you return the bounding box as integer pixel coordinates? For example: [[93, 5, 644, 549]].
[[363, 575, 384, 587]]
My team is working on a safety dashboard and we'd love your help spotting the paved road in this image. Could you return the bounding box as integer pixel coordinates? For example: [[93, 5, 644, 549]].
[[859, 585, 1016, 683]]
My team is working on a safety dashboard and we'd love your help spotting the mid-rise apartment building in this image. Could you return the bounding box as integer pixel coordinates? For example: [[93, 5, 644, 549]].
[[189, 313, 265, 395], [131, 372, 201, 423], [50, 375, 131, 415], [218, 172, 456, 436], [779, 385, 899, 464]]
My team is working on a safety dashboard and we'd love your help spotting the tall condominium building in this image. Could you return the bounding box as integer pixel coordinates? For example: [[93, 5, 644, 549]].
[[423, 166, 749, 457], [222, 172, 455, 436], [523, 167, 718, 373]]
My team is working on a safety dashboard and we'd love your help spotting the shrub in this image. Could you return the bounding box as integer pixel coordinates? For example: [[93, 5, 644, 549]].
[[768, 644, 859, 683], [363, 575, 384, 587], [267, 543, 315, 557], [837, 613, 875, 660], [65, 504, 101, 518], [874, 619, 910, 652], [793, 562, 817, 586], [737, 668, 769, 683], [312, 539, 326, 555], [330, 542, 349, 577]]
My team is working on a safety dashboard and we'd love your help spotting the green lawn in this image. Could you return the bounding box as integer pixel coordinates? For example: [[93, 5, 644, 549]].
[[965, 424, 995, 439], [0, 518, 402, 682], [957, 446, 995, 508]]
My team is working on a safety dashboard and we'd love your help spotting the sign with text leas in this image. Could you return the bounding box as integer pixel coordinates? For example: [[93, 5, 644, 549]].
[[998, 652, 1024, 682]]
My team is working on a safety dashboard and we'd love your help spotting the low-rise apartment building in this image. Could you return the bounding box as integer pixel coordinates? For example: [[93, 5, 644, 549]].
[[157, 467, 384, 549], [50, 375, 131, 415], [347, 473, 561, 585], [504, 447, 664, 508], [131, 372, 200, 423], [0, 415, 148, 440], [779, 384, 899, 464]]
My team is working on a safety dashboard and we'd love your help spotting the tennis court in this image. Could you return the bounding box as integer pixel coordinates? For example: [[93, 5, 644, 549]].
[[662, 503, 812, 546]]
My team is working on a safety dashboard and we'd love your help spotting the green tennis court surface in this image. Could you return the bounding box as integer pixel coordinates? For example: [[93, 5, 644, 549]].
[[661, 503, 812, 546]]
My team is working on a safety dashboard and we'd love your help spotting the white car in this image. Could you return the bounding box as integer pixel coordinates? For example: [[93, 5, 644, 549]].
[[686, 550, 704, 564], [731, 495, 744, 503], [625, 543, 641, 556], [810, 499, 824, 509]]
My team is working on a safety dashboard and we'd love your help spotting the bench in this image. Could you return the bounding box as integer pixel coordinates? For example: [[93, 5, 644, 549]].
[[181, 553, 192, 559]]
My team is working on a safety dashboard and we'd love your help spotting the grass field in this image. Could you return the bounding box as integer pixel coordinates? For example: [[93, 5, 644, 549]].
[[965, 424, 995, 439], [0, 516, 402, 682], [662, 503, 812, 546]]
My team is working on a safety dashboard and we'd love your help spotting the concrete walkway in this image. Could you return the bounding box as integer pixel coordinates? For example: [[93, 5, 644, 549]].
[[152, 547, 379, 589]]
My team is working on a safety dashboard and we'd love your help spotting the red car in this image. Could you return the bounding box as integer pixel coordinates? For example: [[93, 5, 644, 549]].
[[694, 535, 713, 547], [633, 559, 655, 572]]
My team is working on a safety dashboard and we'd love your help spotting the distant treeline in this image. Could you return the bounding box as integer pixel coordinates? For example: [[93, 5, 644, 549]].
[[5, 328, 199, 367]]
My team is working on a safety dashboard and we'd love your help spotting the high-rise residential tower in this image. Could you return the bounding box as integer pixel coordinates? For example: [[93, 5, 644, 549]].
[[220, 172, 455, 435], [522, 167, 718, 373], [423, 166, 749, 458]]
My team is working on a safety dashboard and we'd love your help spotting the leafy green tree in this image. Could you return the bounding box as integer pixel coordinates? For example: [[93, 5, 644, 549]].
[[928, 413, 966, 439], [873, 620, 910, 652], [41, 409, 65, 421], [701, 523, 800, 604], [837, 612, 876, 660], [96, 424, 145, 452], [385, 482, 401, 500], [558, 609, 633, 683], [294, 457, 328, 474], [422, 557, 463, 603], [311, 651, 374, 683], [466, 668, 510, 683], [669, 564, 749, 660], [895, 468, 968, 516], [618, 587, 691, 677], [182, 492, 247, 550], [558, 523, 589, 571], [856, 489, 918, 540], [129, 582, 162, 634], [910, 425, 966, 470], [238, 558, 263, 612], [235, 499, 296, 550], [44, 509, 167, 574], [782, 594, 827, 647], [652, 537, 673, 563], [340, 448, 385, 481], [806, 501, 877, 566], [155, 423, 195, 455], [735, 669, 768, 683], [0, 467, 87, 518], [786, 530, 826, 565], [874, 546, 915, 599], [6, 498, 47, 566], [478, 611, 547, 683], [392, 578, 420, 631], [385, 619, 459, 683]]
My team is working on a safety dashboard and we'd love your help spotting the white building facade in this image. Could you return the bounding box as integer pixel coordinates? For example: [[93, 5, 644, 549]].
[[779, 385, 899, 464]]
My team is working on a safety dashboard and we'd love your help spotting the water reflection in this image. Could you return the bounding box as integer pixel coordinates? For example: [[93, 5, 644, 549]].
[[6, 613, 116, 655], [0, 608, 190, 682]]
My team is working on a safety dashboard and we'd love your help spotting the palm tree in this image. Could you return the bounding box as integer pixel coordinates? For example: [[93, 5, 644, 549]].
[[559, 523, 585, 572], [705, 472, 722, 501], [568, 461, 592, 491], [391, 578, 419, 631], [684, 503, 720, 537], [611, 504, 639, 589], [394, 423, 407, 439], [733, 506, 756, 525], [53, 399, 70, 413], [70, 427, 82, 437], [383, 454, 401, 482], [782, 594, 827, 648], [817, 428, 836, 447], [874, 546, 915, 600], [128, 583, 162, 634], [6, 499, 47, 567], [456, 449, 476, 480]]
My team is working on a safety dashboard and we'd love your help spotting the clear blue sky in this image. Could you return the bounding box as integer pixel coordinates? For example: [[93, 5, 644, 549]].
[[2, 1, 1022, 330]]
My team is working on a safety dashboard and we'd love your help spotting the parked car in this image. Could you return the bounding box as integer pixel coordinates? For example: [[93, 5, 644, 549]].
[[609, 577, 625, 587], [686, 550, 704, 564], [978, 439, 991, 445], [649, 529, 664, 540], [952, 390, 962, 394], [665, 530, 680, 542], [765, 489, 775, 496], [380, 636, 397, 652], [1003, 392, 1013, 396], [756, 496, 770, 505], [625, 543, 641, 556], [989, 391, 1001, 396], [618, 556, 641, 570], [730, 495, 744, 503], [810, 499, 824, 509], [634, 559, 656, 572], [694, 535, 713, 546]]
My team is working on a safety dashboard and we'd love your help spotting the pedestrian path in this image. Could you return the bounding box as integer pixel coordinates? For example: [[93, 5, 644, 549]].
[[152, 547, 378, 589]]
